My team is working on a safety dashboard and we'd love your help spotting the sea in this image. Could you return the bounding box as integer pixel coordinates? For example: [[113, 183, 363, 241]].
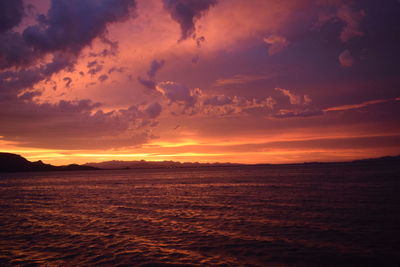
[[1, 163, 399, 266]]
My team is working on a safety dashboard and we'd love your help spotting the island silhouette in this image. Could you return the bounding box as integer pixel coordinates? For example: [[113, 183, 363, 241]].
[[1, 152, 399, 173], [0, 152, 98, 172]]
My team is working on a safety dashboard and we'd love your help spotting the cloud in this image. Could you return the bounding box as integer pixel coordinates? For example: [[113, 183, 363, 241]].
[[273, 109, 323, 119], [1, 0, 138, 99], [317, 2, 365, 42], [138, 77, 157, 91], [214, 74, 274, 86], [203, 95, 233, 106], [1, 0, 136, 72], [98, 74, 108, 82], [162, 0, 218, 40], [304, 95, 312, 105], [156, 81, 199, 107], [18, 91, 42, 101], [108, 66, 125, 74], [147, 59, 165, 79], [0, 53, 75, 96], [63, 77, 72, 88], [151, 81, 319, 118], [138, 59, 166, 91], [263, 35, 289, 55], [336, 4, 366, 42], [144, 102, 162, 119], [153, 81, 285, 117], [202, 95, 278, 117], [23, 0, 136, 53], [0, 32, 38, 69], [87, 60, 104, 75], [0, 95, 157, 149], [324, 98, 398, 112], [275, 88, 311, 105], [0, 0, 24, 33], [339, 49, 354, 67]]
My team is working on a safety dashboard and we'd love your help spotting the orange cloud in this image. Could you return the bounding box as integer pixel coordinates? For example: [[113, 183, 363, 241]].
[[324, 98, 397, 112]]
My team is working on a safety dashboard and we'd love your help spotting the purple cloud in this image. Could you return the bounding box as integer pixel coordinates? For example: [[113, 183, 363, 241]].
[[339, 50, 354, 67], [144, 102, 162, 119], [147, 59, 165, 79], [63, 77, 72, 88], [138, 59, 166, 92], [0, 0, 24, 33], [163, 0, 217, 40], [23, 0, 136, 53]]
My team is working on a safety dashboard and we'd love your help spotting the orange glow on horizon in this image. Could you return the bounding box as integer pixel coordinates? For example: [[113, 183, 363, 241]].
[[2, 130, 399, 166]]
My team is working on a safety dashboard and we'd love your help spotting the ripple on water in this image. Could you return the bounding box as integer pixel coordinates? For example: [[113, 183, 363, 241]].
[[1, 166, 400, 266]]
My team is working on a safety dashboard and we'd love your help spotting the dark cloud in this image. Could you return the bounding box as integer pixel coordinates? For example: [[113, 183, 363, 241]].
[[108, 66, 125, 74], [98, 74, 108, 82], [138, 59, 165, 92], [163, 0, 217, 40], [0, 94, 155, 149], [23, 0, 136, 53], [0, 53, 75, 96], [87, 61, 104, 76], [147, 59, 165, 79], [63, 77, 72, 88], [1, 0, 136, 71], [144, 102, 162, 119], [138, 77, 157, 91], [196, 36, 205, 47], [157, 81, 199, 108], [0, 41, 159, 150], [0, 0, 24, 33], [0, 32, 37, 69]]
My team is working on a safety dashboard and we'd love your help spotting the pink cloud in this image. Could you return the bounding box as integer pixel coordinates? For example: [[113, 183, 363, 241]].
[[324, 98, 397, 112], [263, 35, 289, 55], [337, 4, 366, 42], [275, 88, 304, 105], [339, 49, 354, 67], [316, 2, 365, 42], [214, 74, 275, 86]]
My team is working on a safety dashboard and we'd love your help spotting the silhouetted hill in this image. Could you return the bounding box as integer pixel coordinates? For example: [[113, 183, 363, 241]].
[[0, 153, 98, 173], [85, 155, 400, 170], [2, 152, 399, 172], [84, 160, 242, 170], [352, 155, 400, 164], [301, 155, 400, 166]]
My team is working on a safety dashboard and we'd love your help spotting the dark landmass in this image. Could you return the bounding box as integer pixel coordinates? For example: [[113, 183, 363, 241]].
[[0, 153, 98, 173], [299, 155, 400, 166], [84, 160, 242, 170], [85, 155, 400, 169], [1, 152, 399, 173]]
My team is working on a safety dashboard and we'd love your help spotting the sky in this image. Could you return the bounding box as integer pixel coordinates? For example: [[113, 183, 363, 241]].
[[0, 0, 399, 165]]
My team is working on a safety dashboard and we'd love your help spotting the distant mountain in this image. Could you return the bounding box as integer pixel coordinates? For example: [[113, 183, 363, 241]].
[[84, 159, 242, 170], [2, 152, 399, 173], [352, 155, 400, 164], [300, 155, 400, 166], [0, 153, 98, 173], [85, 155, 400, 170]]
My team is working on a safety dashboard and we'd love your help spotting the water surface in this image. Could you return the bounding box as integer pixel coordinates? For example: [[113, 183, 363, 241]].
[[1, 164, 399, 266]]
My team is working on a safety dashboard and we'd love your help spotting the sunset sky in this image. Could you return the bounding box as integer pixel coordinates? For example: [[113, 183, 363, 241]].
[[0, 0, 399, 165]]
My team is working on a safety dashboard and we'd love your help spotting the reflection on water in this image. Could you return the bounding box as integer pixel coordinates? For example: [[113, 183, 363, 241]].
[[0, 164, 399, 266]]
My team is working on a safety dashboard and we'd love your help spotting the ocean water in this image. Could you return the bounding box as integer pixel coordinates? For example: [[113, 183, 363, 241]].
[[0, 164, 399, 266]]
